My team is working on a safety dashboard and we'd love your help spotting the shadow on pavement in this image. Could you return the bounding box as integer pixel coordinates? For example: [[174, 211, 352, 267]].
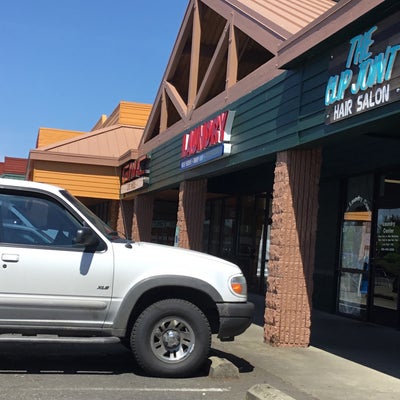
[[0, 338, 238, 379], [210, 348, 254, 373], [0, 339, 143, 375], [249, 293, 400, 379], [310, 310, 400, 379]]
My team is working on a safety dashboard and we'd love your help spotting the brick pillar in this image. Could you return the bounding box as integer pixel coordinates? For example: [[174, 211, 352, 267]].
[[117, 200, 134, 239], [108, 200, 119, 231], [132, 193, 154, 242], [177, 179, 207, 251], [265, 148, 322, 347]]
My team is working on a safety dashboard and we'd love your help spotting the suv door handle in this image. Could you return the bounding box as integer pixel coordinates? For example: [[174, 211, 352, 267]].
[[1, 254, 19, 262]]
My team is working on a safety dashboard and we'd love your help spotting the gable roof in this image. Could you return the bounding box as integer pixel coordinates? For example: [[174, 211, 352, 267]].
[[139, 0, 335, 152], [30, 125, 145, 166], [30, 102, 151, 167]]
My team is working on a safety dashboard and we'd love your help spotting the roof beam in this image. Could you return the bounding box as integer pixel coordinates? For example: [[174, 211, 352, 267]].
[[188, 0, 201, 111], [191, 20, 230, 114], [164, 81, 188, 123], [160, 89, 168, 132], [226, 16, 238, 89]]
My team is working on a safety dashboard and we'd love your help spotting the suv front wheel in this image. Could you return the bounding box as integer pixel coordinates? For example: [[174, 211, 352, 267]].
[[131, 298, 211, 378]]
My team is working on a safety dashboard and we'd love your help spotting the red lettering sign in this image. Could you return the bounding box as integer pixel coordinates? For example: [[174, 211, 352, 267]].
[[181, 111, 231, 158], [121, 155, 149, 184]]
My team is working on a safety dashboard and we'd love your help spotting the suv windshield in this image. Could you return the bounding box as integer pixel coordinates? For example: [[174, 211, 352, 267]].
[[61, 190, 125, 241]]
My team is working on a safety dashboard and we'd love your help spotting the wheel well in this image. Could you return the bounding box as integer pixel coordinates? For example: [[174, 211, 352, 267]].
[[126, 286, 220, 337]]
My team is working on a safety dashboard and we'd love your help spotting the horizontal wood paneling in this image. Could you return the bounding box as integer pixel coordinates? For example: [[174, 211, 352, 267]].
[[119, 102, 152, 127], [102, 102, 152, 128], [147, 70, 305, 191], [37, 128, 85, 148], [32, 161, 120, 200]]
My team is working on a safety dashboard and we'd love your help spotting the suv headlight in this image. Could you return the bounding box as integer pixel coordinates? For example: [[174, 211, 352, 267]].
[[229, 275, 247, 297]]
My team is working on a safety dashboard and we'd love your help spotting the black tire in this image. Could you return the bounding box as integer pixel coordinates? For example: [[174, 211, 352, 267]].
[[131, 298, 211, 378]]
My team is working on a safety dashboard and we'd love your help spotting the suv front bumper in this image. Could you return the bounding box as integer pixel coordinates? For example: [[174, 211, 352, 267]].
[[216, 301, 254, 340]]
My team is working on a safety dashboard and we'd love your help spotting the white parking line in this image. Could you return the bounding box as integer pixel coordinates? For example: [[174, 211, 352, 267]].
[[34, 388, 231, 392]]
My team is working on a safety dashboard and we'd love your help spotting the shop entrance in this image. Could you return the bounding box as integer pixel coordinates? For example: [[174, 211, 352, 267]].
[[370, 174, 400, 327], [203, 193, 271, 293], [337, 172, 400, 327]]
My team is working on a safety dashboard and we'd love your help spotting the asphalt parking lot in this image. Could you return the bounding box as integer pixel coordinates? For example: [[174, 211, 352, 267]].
[[0, 335, 269, 400]]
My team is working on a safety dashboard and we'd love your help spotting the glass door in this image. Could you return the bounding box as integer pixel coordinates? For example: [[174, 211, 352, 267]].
[[337, 174, 374, 319], [337, 211, 371, 319]]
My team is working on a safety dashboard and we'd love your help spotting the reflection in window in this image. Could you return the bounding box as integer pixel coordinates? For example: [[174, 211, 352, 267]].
[[338, 210, 371, 317], [0, 193, 82, 247]]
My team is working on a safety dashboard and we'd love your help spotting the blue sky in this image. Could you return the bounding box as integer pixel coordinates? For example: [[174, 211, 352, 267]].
[[0, 0, 188, 161]]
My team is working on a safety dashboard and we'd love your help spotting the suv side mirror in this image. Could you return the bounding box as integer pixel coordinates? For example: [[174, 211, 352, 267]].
[[75, 226, 99, 247]]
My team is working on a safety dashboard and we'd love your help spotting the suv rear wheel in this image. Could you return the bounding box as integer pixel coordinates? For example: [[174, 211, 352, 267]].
[[131, 298, 211, 377]]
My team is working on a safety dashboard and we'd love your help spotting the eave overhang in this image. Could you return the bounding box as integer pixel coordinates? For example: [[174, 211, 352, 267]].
[[277, 0, 388, 69]]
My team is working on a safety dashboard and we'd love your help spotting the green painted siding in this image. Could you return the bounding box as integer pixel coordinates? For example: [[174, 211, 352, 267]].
[[148, 70, 308, 192], [148, 44, 399, 192]]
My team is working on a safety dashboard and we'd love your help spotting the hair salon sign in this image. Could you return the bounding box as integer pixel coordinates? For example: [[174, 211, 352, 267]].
[[325, 12, 400, 124]]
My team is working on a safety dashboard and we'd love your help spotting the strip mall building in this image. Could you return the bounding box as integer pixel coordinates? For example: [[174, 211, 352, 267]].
[[29, 0, 400, 345]]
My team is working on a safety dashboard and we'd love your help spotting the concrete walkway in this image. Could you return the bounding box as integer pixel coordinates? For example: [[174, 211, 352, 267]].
[[212, 295, 400, 399]]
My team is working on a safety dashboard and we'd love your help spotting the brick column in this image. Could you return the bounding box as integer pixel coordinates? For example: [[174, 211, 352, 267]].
[[132, 193, 154, 242], [177, 179, 207, 251], [117, 200, 134, 239], [108, 200, 120, 231], [265, 148, 322, 347]]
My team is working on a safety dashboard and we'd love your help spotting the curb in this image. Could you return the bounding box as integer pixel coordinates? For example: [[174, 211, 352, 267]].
[[246, 384, 296, 400], [208, 356, 240, 379]]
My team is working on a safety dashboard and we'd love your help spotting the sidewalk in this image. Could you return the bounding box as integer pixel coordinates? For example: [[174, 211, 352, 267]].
[[212, 295, 400, 400]]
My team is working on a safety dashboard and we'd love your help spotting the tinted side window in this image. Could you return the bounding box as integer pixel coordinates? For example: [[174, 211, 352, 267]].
[[0, 191, 83, 248]]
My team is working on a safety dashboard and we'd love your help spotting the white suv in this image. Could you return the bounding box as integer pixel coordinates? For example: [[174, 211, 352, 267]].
[[0, 178, 253, 378]]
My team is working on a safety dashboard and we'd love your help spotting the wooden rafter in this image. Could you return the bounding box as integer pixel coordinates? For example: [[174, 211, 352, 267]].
[[164, 81, 188, 123], [191, 20, 230, 116], [160, 88, 168, 132], [188, 0, 201, 112], [226, 16, 238, 89]]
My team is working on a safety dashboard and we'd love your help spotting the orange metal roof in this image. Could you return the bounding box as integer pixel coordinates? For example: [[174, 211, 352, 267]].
[[30, 102, 151, 166], [41, 125, 143, 157], [231, 0, 336, 36]]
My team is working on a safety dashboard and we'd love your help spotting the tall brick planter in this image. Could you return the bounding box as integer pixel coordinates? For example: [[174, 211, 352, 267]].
[[177, 179, 207, 251], [132, 193, 154, 242], [265, 148, 322, 347]]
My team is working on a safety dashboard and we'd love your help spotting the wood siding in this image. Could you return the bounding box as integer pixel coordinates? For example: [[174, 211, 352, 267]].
[[102, 102, 152, 128], [32, 161, 120, 199], [147, 69, 308, 192], [147, 36, 400, 194], [37, 128, 85, 147]]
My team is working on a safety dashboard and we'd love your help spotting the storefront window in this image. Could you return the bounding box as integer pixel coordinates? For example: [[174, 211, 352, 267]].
[[204, 193, 270, 293], [221, 197, 237, 259], [374, 208, 400, 312], [151, 200, 177, 246]]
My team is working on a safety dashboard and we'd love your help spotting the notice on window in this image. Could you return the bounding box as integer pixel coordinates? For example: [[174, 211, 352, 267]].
[[376, 209, 400, 254]]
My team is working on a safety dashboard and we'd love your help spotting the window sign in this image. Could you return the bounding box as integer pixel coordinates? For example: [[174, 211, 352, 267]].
[[374, 208, 400, 311], [325, 12, 400, 124]]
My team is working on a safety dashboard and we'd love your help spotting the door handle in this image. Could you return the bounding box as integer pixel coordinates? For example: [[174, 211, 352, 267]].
[[1, 254, 19, 262]]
